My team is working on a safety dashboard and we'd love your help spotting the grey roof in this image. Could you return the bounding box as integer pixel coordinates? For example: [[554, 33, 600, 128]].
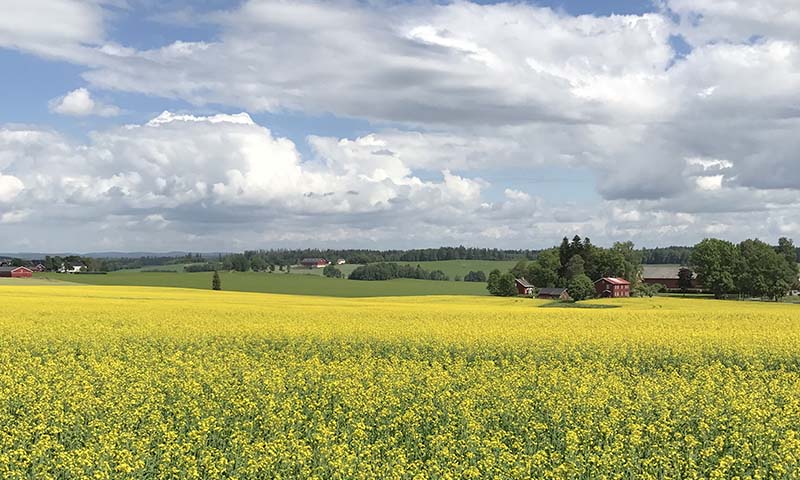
[[515, 277, 534, 288], [642, 265, 691, 279], [538, 287, 567, 296], [0, 266, 29, 272]]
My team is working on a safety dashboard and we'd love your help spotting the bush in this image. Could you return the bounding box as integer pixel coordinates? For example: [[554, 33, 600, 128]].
[[464, 270, 487, 282], [567, 274, 595, 301], [323, 264, 343, 278], [185, 262, 221, 273], [348, 263, 448, 282], [487, 270, 521, 297], [428, 270, 449, 281], [634, 283, 663, 298], [487, 269, 502, 295], [496, 273, 518, 297], [349, 263, 400, 281]]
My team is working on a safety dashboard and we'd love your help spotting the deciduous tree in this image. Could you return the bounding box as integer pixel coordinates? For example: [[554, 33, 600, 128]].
[[567, 274, 595, 301], [691, 239, 738, 299]]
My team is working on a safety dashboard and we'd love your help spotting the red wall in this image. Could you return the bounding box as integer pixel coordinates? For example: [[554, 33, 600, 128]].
[[643, 278, 680, 289], [595, 280, 630, 297], [11, 269, 32, 278]]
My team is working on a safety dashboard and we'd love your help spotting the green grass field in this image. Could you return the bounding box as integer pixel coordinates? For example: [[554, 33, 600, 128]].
[[30, 259, 518, 297], [130, 263, 201, 272], [0, 277, 75, 286], [288, 263, 361, 276], [290, 259, 519, 278], [36, 271, 490, 297]]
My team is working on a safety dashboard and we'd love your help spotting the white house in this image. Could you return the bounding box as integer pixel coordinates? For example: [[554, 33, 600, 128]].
[[58, 264, 85, 274]]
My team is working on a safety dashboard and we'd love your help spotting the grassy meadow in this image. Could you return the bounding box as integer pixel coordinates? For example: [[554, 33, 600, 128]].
[[289, 259, 520, 278], [1, 285, 799, 478], [36, 270, 490, 297], [34, 259, 520, 297]]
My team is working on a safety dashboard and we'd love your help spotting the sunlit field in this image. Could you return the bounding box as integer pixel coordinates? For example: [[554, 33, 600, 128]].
[[1, 286, 799, 479], [37, 271, 490, 297]]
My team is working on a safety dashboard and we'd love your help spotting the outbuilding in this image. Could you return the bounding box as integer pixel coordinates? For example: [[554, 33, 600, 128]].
[[58, 264, 85, 274], [537, 287, 569, 301], [515, 277, 535, 295], [0, 266, 33, 278], [594, 277, 631, 298], [642, 265, 700, 291]]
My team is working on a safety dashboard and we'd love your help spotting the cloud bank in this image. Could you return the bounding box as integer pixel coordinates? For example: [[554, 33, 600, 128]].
[[0, 0, 799, 250]]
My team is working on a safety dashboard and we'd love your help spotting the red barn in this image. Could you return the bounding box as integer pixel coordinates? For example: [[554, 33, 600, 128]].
[[299, 258, 330, 268], [594, 277, 630, 298], [0, 266, 33, 278], [642, 265, 701, 291], [515, 277, 534, 295]]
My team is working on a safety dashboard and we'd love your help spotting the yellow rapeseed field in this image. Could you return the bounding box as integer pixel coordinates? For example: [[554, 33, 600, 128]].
[[1, 285, 799, 479]]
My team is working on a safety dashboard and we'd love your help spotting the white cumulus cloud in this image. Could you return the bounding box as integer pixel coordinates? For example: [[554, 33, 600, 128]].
[[2, 1, 800, 249], [49, 88, 120, 117]]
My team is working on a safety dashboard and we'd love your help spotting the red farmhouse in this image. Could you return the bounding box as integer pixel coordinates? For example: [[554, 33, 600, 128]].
[[595, 277, 630, 298], [0, 266, 33, 278], [299, 258, 330, 269]]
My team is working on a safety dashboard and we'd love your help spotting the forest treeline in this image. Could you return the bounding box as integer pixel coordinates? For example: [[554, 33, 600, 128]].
[[20, 242, 800, 274]]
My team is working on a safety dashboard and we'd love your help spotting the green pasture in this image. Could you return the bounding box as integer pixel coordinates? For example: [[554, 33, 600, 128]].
[[35, 271, 490, 297], [290, 259, 519, 279]]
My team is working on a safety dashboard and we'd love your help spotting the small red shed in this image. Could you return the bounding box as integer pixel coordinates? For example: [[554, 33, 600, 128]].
[[537, 287, 569, 301], [0, 266, 33, 278], [594, 277, 630, 298], [515, 277, 534, 295]]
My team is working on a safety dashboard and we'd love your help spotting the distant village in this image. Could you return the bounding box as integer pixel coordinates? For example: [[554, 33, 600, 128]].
[[0, 258, 85, 278]]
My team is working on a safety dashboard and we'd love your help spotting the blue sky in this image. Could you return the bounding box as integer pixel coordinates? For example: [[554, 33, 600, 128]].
[[0, 0, 798, 251], [3, 0, 655, 198]]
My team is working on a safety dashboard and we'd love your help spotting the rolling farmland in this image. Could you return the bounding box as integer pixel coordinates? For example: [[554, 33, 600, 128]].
[[36, 271, 490, 297], [289, 259, 520, 278]]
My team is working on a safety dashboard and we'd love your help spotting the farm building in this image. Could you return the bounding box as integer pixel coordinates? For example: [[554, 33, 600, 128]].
[[32, 264, 46, 272], [595, 277, 631, 298], [642, 265, 699, 291], [58, 264, 85, 273], [515, 278, 534, 295], [0, 266, 33, 278], [300, 258, 330, 268], [336, 259, 347, 265], [537, 287, 569, 301]]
